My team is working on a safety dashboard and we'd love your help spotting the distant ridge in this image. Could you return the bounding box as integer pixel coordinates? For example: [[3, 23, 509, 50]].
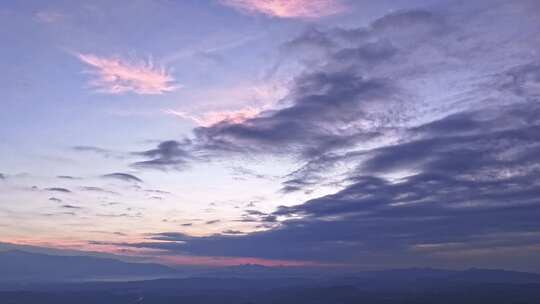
[[2, 250, 540, 286], [0, 250, 177, 281]]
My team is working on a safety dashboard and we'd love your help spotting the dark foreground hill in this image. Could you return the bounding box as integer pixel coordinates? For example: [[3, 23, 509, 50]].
[[2, 280, 540, 304]]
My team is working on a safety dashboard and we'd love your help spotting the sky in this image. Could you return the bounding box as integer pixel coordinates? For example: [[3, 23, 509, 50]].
[[1, 0, 540, 271]]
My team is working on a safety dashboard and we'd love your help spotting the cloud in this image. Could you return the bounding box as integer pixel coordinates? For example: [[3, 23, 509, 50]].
[[145, 189, 171, 195], [107, 1, 540, 269], [109, 102, 540, 269], [165, 107, 263, 127], [80, 186, 118, 195], [132, 140, 192, 170], [43, 211, 77, 217], [280, 177, 318, 193], [72, 146, 120, 159], [188, 9, 453, 160], [45, 187, 72, 193], [220, 0, 346, 18], [230, 166, 271, 180], [95, 213, 135, 218], [239, 209, 279, 224], [0, 173, 5, 180], [56, 175, 80, 180], [61, 205, 82, 209], [141, 4, 526, 179], [48, 197, 62, 203], [77, 53, 178, 95], [164, 84, 281, 127], [194, 68, 394, 158], [503, 62, 540, 99], [222, 229, 244, 235], [188, 2, 540, 187], [73, 146, 110, 153], [101, 173, 143, 183], [35, 10, 63, 23]]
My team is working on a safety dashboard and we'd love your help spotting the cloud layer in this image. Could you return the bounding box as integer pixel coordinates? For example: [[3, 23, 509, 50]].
[[113, 101, 540, 269], [117, 1, 540, 269]]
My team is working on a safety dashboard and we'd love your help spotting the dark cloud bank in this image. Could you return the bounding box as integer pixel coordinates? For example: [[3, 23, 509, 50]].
[[122, 1, 540, 270]]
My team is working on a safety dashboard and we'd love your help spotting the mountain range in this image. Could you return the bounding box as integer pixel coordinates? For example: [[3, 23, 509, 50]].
[[2, 250, 540, 303]]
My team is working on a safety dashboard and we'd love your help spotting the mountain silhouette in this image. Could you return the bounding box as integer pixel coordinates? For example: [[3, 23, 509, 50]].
[[0, 250, 177, 281]]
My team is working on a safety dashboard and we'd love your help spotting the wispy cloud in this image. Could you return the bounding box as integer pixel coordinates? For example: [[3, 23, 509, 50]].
[[165, 107, 262, 127], [77, 53, 179, 95], [164, 83, 282, 126], [35, 10, 63, 23], [220, 0, 345, 18], [101, 172, 143, 183], [45, 187, 72, 193]]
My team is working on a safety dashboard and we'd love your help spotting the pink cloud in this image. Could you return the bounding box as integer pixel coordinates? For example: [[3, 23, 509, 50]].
[[165, 107, 262, 127], [220, 0, 345, 18], [77, 53, 178, 95]]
